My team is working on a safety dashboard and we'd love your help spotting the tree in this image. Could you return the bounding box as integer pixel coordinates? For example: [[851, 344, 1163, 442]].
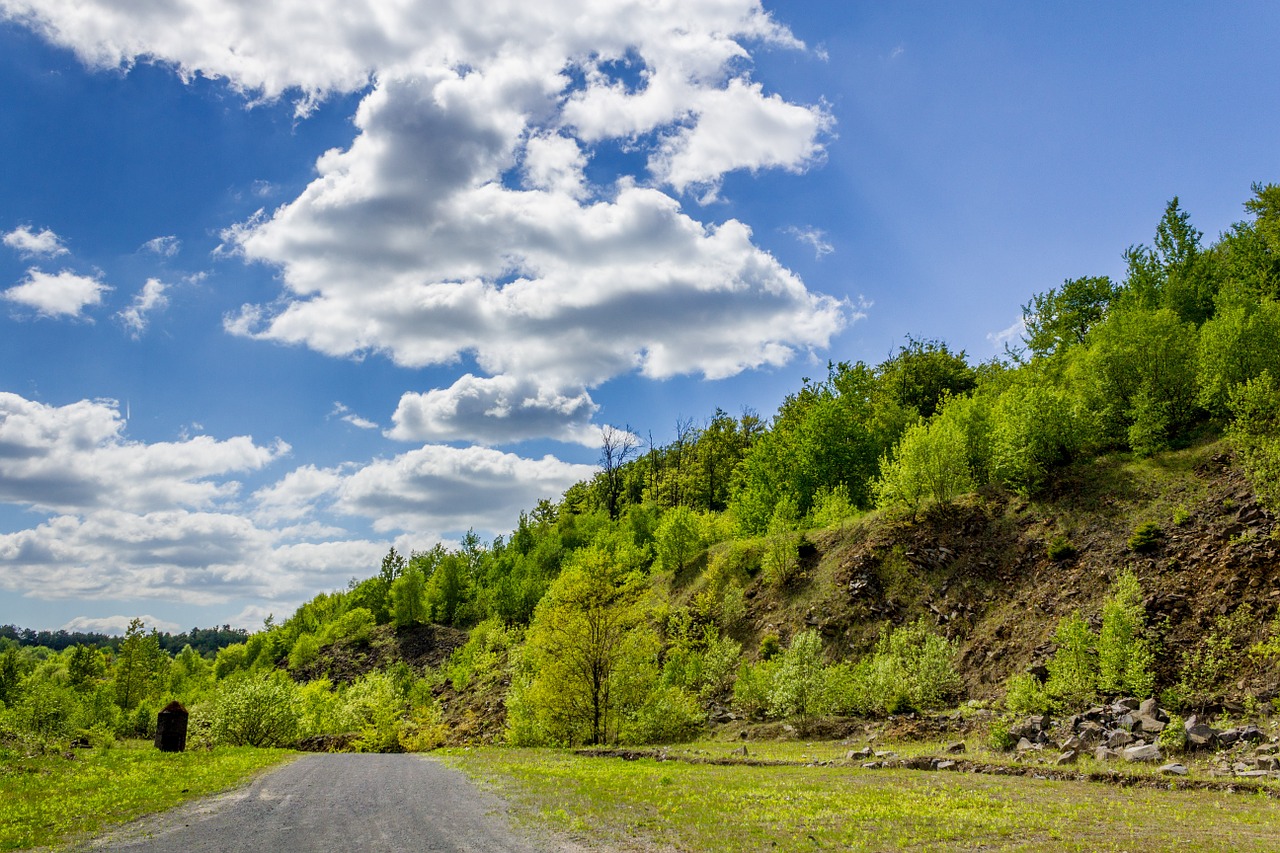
[[113, 618, 167, 711], [519, 547, 656, 745], [873, 411, 974, 515], [653, 505, 703, 573], [1021, 276, 1116, 358], [390, 560, 428, 627], [876, 336, 977, 418], [598, 425, 639, 520]]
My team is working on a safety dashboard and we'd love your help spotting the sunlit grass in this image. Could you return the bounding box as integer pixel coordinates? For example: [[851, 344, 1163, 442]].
[[445, 746, 1280, 852], [0, 740, 294, 851]]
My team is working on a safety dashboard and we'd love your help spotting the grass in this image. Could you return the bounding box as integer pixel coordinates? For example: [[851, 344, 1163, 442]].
[[0, 740, 294, 851], [445, 746, 1280, 852]]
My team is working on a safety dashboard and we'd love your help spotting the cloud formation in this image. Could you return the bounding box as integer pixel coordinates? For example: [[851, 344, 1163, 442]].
[[4, 0, 846, 444], [140, 235, 181, 257], [3, 268, 109, 318], [3, 225, 67, 257], [117, 278, 169, 338], [63, 614, 181, 635]]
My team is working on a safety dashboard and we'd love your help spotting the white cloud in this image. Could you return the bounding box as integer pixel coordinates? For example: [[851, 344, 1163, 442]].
[[329, 402, 378, 431], [140, 235, 180, 257], [4, 268, 109, 318], [987, 317, 1026, 350], [6, 0, 846, 444], [388, 375, 600, 447], [62, 614, 181, 635], [252, 444, 596, 535], [117, 278, 169, 338], [786, 225, 834, 258], [0, 392, 287, 514], [3, 225, 67, 257]]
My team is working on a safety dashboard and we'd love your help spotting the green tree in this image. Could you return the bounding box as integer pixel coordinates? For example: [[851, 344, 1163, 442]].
[[66, 644, 106, 690], [1119, 197, 1218, 324], [653, 505, 703, 573], [1045, 611, 1097, 708], [112, 618, 167, 711], [1227, 370, 1280, 510], [517, 547, 657, 745], [390, 560, 428, 627], [1020, 275, 1116, 358], [1098, 572, 1155, 696], [876, 336, 977, 418], [873, 410, 974, 514], [211, 673, 301, 747]]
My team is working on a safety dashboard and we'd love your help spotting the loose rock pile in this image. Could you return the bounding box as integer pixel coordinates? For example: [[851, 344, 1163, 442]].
[[1008, 697, 1280, 779]]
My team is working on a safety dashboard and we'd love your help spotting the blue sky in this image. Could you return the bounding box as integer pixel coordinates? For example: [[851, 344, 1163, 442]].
[[1, 1, 1277, 634]]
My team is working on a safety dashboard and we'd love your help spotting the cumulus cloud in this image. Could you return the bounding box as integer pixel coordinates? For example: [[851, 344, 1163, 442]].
[[140, 235, 180, 257], [4, 268, 109, 318], [6, 0, 844, 443], [116, 278, 169, 338], [388, 375, 600, 447], [252, 444, 596, 535], [3, 225, 67, 257], [62, 614, 181, 635], [0, 393, 287, 514]]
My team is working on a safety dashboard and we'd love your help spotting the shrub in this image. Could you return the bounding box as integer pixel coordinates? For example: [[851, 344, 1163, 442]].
[[1178, 606, 1254, 705], [1045, 611, 1097, 708], [654, 506, 704, 573], [341, 671, 406, 752], [731, 660, 775, 719], [1158, 714, 1188, 755], [620, 686, 705, 745], [1004, 673, 1052, 717], [320, 607, 376, 646], [1046, 535, 1077, 562], [288, 633, 321, 672], [767, 631, 828, 722], [398, 701, 450, 752], [211, 673, 301, 747], [1097, 571, 1154, 696], [987, 716, 1017, 752], [1127, 522, 1162, 553]]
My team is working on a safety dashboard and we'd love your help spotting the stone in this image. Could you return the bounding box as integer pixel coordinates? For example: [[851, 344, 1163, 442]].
[[935, 760, 957, 772], [1255, 744, 1280, 756], [1237, 725, 1265, 744], [1122, 743, 1162, 763], [1134, 714, 1166, 735], [1055, 750, 1078, 766], [1076, 721, 1105, 746], [861, 761, 881, 769], [1185, 724, 1218, 749], [1117, 713, 1139, 732], [1217, 729, 1241, 748], [1059, 736, 1081, 751], [1236, 769, 1270, 779], [1106, 730, 1135, 749], [1159, 763, 1189, 776], [732, 745, 748, 756], [1114, 697, 1141, 712], [945, 741, 966, 754], [1255, 756, 1280, 772], [1094, 747, 1121, 762], [1016, 737, 1035, 752], [1138, 698, 1168, 723]]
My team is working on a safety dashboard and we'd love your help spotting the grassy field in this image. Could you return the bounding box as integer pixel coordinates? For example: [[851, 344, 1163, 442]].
[[445, 746, 1280, 852], [0, 741, 295, 851]]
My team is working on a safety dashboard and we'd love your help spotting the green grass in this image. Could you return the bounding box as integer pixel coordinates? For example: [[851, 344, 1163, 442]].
[[0, 740, 295, 851], [445, 746, 1280, 852]]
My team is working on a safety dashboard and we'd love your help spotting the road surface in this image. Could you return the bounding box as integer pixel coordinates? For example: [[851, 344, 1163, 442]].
[[82, 753, 560, 853]]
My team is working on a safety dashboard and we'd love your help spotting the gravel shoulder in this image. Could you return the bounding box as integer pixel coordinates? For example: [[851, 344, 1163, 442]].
[[77, 753, 564, 853]]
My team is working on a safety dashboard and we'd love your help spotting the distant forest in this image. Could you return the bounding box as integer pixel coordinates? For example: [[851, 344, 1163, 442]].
[[0, 624, 249, 657]]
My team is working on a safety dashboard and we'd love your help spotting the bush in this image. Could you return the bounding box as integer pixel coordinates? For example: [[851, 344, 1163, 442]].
[[1046, 535, 1078, 562], [1098, 571, 1155, 696], [767, 631, 828, 721], [320, 607, 376, 646], [288, 633, 321, 671], [341, 671, 406, 752], [211, 674, 301, 747], [620, 686, 705, 745], [1004, 673, 1052, 717], [987, 716, 1017, 752], [1128, 522, 1162, 553], [1045, 611, 1097, 708], [1158, 714, 1188, 755], [731, 659, 775, 719]]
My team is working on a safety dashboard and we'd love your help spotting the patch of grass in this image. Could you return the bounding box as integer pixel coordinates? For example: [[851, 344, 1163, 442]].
[[446, 747, 1280, 852], [0, 740, 294, 851]]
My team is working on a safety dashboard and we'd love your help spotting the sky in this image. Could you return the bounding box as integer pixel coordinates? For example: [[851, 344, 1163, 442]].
[[1, 1, 1278, 635]]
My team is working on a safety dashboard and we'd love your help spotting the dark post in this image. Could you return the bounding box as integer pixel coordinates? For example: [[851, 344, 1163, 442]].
[[155, 701, 189, 752]]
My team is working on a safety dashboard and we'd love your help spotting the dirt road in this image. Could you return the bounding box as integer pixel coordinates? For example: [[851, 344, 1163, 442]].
[[83, 753, 554, 853]]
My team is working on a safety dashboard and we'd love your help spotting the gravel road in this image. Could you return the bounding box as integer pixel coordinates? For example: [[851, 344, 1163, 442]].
[[81, 753, 557, 853]]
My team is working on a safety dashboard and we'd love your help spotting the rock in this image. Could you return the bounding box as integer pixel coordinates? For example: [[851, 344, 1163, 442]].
[[1076, 721, 1105, 746], [1138, 698, 1169, 723], [1256, 744, 1280, 756], [1122, 743, 1163, 763], [1236, 769, 1270, 779], [1055, 750, 1078, 766], [903, 756, 933, 770], [1106, 730, 1135, 749], [1217, 729, 1241, 748], [1117, 713, 1139, 732], [861, 761, 881, 769], [1159, 763, 1189, 776], [1115, 697, 1141, 712], [1237, 725, 1265, 744], [945, 741, 966, 754], [935, 759, 957, 771], [1059, 735, 1081, 751], [1255, 756, 1280, 772], [1094, 747, 1121, 762], [1134, 714, 1166, 735], [1185, 724, 1218, 749], [1010, 716, 1050, 740], [1017, 737, 1035, 752], [732, 745, 748, 756]]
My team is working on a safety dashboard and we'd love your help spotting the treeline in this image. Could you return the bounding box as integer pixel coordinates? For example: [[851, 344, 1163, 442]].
[[5, 183, 1280, 754], [0, 624, 249, 656]]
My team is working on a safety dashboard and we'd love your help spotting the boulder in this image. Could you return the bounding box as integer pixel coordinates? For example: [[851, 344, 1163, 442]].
[[1076, 721, 1105, 746], [945, 741, 966, 755], [1094, 747, 1121, 762], [1185, 723, 1218, 749], [1159, 763, 1188, 776], [1122, 743, 1162, 763], [1106, 730, 1135, 749], [1138, 698, 1169, 723], [1133, 714, 1166, 735], [1055, 750, 1078, 766], [935, 760, 957, 772]]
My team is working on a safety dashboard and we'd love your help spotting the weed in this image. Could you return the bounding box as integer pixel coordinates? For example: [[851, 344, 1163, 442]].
[[1046, 535, 1077, 561], [1127, 521, 1162, 553], [1172, 504, 1191, 525]]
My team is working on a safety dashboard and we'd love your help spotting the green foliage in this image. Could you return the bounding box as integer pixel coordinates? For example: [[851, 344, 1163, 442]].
[[1127, 522, 1162, 553], [1003, 673, 1052, 717], [287, 633, 321, 672], [1044, 611, 1097, 708], [988, 382, 1083, 493], [1021, 275, 1117, 358], [1178, 606, 1254, 706], [390, 559, 428, 627], [807, 484, 856, 528], [876, 336, 977, 419], [319, 607, 375, 646], [444, 617, 520, 692], [1249, 609, 1280, 662], [619, 685, 705, 745], [654, 505, 704, 573], [1097, 571, 1154, 696], [112, 618, 168, 712], [1045, 535, 1077, 562], [761, 497, 801, 587], [211, 673, 301, 747], [1227, 370, 1280, 510], [341, 670, 406, 752], [1158, 714, 1188, 755], [766, 630, 828, 722], [873, 411, 974, 514]]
